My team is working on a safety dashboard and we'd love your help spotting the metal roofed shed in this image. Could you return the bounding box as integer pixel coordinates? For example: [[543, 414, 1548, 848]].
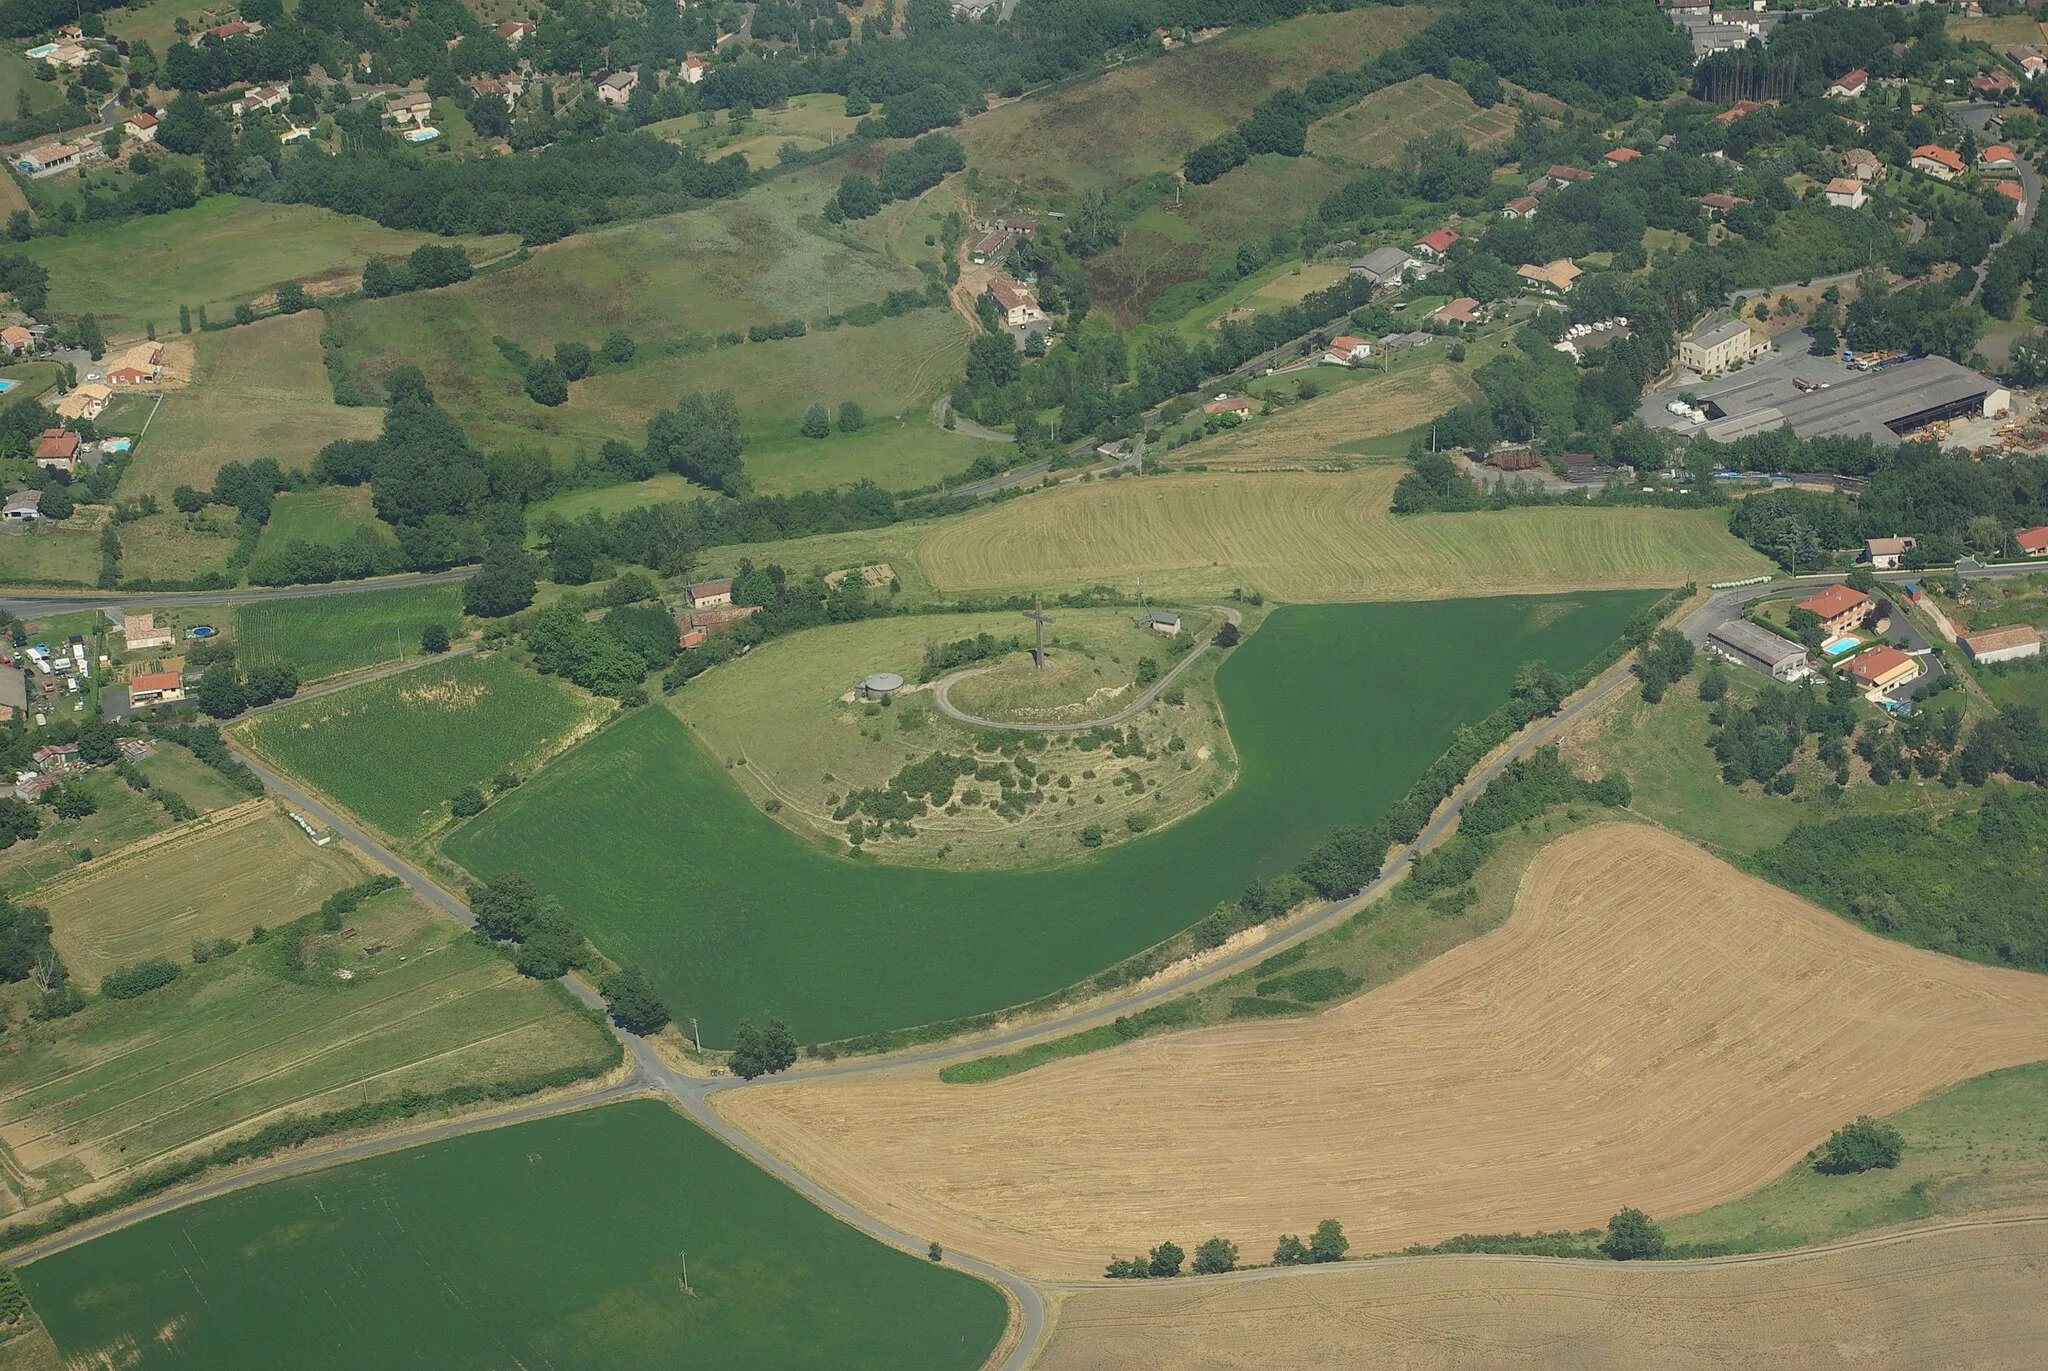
[[1697, 356, 2009, 445], [1708, 620, 1812, 681], [857, 672, 904, 700]]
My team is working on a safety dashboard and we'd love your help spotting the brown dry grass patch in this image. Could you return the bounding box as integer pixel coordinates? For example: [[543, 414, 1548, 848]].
[[717, 825, 2048, 1279], [1035, 1218, 2048, 1370], [1196, 366, 1479, 467]]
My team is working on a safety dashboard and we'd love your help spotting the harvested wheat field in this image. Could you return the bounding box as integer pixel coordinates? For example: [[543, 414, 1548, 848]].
[[1035, 1218, 2048, 1370], [44, 803, 369, 983], [1197, 367, 1478, 468], [718, 825, 2048, 1279], [913, 469, 1769, 602]]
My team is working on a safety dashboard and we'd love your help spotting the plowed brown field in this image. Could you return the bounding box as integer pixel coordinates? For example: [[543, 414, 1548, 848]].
[[718, 825, 2048, 1279], [1034, 1217, 2048, 1370]]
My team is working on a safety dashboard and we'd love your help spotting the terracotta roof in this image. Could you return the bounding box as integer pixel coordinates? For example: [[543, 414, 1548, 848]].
[[33, 429, 78, 460], [1797, 583, 1872, 620], [1604, 146, 1641, 163], [126, 111, 157, 129], [1504, 195, 1538, 214], [1831, 69, 1868, 89], [1516, 259, 1581, 291], [1961, 624, 2040, 655], [1433, 297, 1480, 324], [1327, 335, 1370, 354], [1912, 144, 1965, 172], [1824, 177, 1864, 195], [1865, 536, 1915, 556], [1997, 181, 2026, 203], [1981, 145, 2018, 164], [1545, 165, 1591, 182], [987, 275, 1037, 313], [1699, 193, 1745, 211], [128, 671, 182, 694], [1413, 228, 1458, 254], [1846, 644, 1915, 683], [2015, 525, 2048, 552]]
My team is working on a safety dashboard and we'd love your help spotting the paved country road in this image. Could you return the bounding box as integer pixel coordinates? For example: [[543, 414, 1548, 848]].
[[0, 567, 477, 618], [12, 567, 2047, 1369]]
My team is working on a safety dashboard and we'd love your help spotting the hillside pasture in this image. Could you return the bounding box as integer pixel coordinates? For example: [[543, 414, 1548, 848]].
[[1178, 364, 1480, 468], [715, 824, 2048, 1279], [40, 803, 368, 986], [0, 519, 99, 588], [233, 581, 466, 682], [237, 654, 609, 841], [441, 594, 1655, 1043], [1034, 1219, 2048, 1371], [17, 1100, 1009, 1371], [912, 468, 1771, 602], [126, 312, 382, 504], [252, 486, 398, 558], [0, 890, 614, 1217], [15, 197, 518, 335], [1305, 75, 1522, 167]]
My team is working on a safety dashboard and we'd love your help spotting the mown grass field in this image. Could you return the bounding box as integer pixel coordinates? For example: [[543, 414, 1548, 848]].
[[127, 312, 383, 505], [1305, 74, 1521, 167], [16, 1100, 1009, 1371], [0, 758, 241, 894], [648, 92, 862, 170], [41, 803, 365, 985], [913, 469, 1773, 603], [0, 520, 99, 588], [234, 582, 465, 681], [0, 889, 614, 1217], [1171, 363, 1480, 468], [238, 654, 608, 840], [16, 197, 518, 335], [251, 486, 397, 558], [443, 593, 1656, 1044], [111, 511, 242, 583]]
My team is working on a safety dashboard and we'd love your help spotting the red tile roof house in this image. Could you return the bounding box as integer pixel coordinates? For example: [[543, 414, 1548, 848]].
[[682, 56, 709, 83], [986, 275, 1044, 327], [0, 325, 31, 355], [1603, 146, 1642, 165], [33, 428, 79, 473], [1910, 144, 1966, 181], [1796, 583, 1875, 637], [685, 578, 734, 608], [1826, 69, 1868, 99], [1201, 395, 1253, 418], [1980, 144, 2019, 171], [1997, 181, 2026, 209], [1411, 228, 1459, 259], [497, 19, 536, 43], [2016, 524, 2048, 556], [1545, 165, 1592, 186], [1972, 70, 2020, 97], [1322, 335, 1372, 364], [1502, 195, 1538, 219], [1699, 192, 1748, 217], [127, 670, 184, 704], [1432, 297, 1481, 325]]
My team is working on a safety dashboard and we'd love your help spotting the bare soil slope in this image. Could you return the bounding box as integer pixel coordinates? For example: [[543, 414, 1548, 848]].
[[719, 825, 2048, 1278], [1035, 1218, 2048, 1370]]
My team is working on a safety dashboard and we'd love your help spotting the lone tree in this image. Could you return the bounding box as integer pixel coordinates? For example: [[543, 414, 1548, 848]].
[[728, 1017, 798, 1078], [801, 402, 832, 439], [1191, 1236, 1238, 1275], [1214, 621, 1240, 648], [1599, 1207, 1665, 1260], [1819, 1117, 1905, 1173], [1309, 1218, 1349, 1263], [421, 623, 451, 654]]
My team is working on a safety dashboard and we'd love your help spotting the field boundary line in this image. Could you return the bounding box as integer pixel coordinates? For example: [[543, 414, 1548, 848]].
[[28, 797, 273, 895]]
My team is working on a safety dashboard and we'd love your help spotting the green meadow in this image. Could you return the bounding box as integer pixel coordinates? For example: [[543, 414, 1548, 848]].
[[443, 593, 1657, 1043], [16, 1099, 1008, 1371], [234, 581, 464, 682], [238, 653, 606, 839]]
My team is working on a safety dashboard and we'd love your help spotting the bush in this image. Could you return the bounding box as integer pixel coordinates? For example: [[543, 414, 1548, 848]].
[[101, 957, 181, 1000], [1078, 824, 1103, 847], [190, 935, 237, 963], [45, 783, 97, 819], [1820, 1116, 1905, 1173], [1599, 1207, 1664, 1259], [837, 400, 866, 432], [1215, 622, 1240, 647], [421, 622, 450, 654], [801, 402, 832, 438]]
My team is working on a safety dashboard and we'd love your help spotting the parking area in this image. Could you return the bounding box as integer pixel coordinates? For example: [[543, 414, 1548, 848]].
[[1637, 330, 1859, 435]]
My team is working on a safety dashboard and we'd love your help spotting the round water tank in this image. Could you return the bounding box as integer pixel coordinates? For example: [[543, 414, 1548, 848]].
[[860, 672, 905, 699]]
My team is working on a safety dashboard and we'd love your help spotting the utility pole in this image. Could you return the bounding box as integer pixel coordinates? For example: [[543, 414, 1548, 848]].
[[691, 1017, 702, 1052]]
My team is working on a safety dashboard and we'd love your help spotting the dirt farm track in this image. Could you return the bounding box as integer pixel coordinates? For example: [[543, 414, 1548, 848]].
[[1033, 1217, 2048, 1370], [718, 825, 2048, 1279]]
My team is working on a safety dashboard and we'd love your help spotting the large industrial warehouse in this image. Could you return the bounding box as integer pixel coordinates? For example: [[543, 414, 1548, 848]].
[[1693, 356, 2010, 444]]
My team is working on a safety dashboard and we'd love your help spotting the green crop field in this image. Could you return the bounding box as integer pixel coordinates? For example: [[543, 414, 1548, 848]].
[[252, 486, 397, 557], [234, 581, 465, 682], [15, 197, 518, 334], [128, 312, 383, 504], [0, 889, 613, 1215], [17, 1100, 1009, 1371], [238, 654, 608, 840], [443, 592, 1658, 1044]]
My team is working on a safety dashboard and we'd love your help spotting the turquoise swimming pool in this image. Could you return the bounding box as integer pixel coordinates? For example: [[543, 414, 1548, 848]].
[[1823, 634, 1860, 656]]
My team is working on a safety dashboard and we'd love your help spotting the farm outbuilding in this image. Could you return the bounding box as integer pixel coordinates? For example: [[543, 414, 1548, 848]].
[[1708, 620, 1811, 681], [1148, 611, 1182, 636], [1960, 625, 2042, 664]]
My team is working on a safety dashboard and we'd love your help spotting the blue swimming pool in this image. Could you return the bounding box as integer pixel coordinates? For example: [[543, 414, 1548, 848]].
[[0, 379, 19, 393], [1822, 635, 1860, 656]]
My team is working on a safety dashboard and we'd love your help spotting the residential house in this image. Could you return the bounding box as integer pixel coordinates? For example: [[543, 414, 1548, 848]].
[[1980, 144, 2018, 172], [684, 578, 734, 609], [1960, 624, 2042, 664], [1823, 176, 1866, 209], [1997, 181, 2027, 211], [201, 20, 260, 42], [15, 144, 75, 176], [126, 670, 185, 704], [1698, 191, 1747, 217], [1971, 70, 2019, 97], [107, 341, 161, 382], [986, 275, 1044, 327], [1658, 133, 1678, 149], [1516, 259, 1582, 295], [53, 382, 111, 422], [1544, 164, 1592, 187], [2009, 44, 2048, 79], [1863, 535, 1916, 568], [40, 43, 91, 68], [1843, 148, 1884, 181], [597, 70, 638, 106], [1846, 644, 1918, 690], [123, 613, 176, 651], [682, 56, 709, 83], [1201, 395, 1253, 418], [1502, 195, 1538, 219], [0, 325, 32, 356], [497, 18, 536, 43], [1826, 69, 1868, 98], [1148, 610, 1182, 636], [1910, 144, 1966, 181], [1603, 146, 1641, 165], [1349, 246, 1419, 287], [2, 490, 39, 523], [1411, 228, 1459, 259], [1796, 583, 1874, 636], [33, 429, 80, 474], [1431, 297, 1481, 326], [124, 111, 158, 142], [1322, 335, 1372, 364], [2014, 524, 2048, 556], [470, 77, 508, 99], [970, 227, 1012, 264], [1679, 315, 1767, 373], [233, 87, 286, 118], [1713, 100, 1765, 125], [384, 91, 433, 125]]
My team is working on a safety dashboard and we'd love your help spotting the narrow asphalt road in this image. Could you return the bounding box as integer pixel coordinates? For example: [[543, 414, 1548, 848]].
[[0, 567, 476, 618], [930, 605, 1243, 732]]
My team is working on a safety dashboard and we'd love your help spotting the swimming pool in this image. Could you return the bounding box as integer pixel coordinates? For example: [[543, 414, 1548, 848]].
[[1822, 634, 1860, 656], [0, 379, 18, 393], [404, 126, 440, 143], [24, 43, 56, 58]]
